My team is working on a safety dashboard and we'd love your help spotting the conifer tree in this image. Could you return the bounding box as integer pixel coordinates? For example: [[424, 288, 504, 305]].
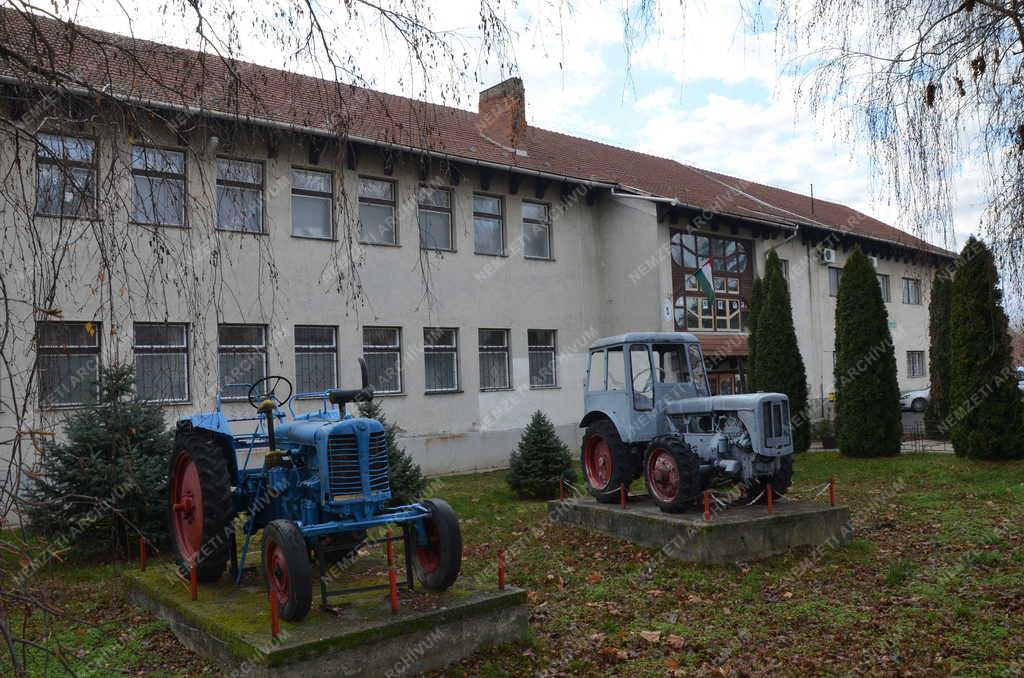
[[948, 237, 1023, 459], [358, 398, 428, 504], [925, 270, 952, 437], [506, 411, 576, 499], [751, 250, 811, 451], [834, 247, 902, 457], [747, 276, 765, 391]]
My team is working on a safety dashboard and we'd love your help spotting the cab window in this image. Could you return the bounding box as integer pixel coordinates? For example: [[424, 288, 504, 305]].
[[586, 350, 605, 391], [651, 344, 690, 383], [686, 343, 711, 396], [630, 344, 654, 410], [606, 346, 626, 391]]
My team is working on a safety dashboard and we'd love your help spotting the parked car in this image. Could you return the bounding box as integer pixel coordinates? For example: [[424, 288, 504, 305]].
[[899, 386, 930, 412]]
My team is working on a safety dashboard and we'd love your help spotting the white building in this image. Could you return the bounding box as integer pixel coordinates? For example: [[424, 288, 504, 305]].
[[0, 11, 951, 475]]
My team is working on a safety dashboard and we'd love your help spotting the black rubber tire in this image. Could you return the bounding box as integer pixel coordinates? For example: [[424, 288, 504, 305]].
[[581, 421, 634, 504], [746, 454, 794, 503], [642, 438, 703, 513], [167, 431, 233, 583], [412, 499, 462, 591], [911, 398, 927, 413], [262, 519, 313, 622]]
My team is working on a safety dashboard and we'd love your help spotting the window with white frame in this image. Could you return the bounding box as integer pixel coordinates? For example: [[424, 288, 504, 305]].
[[479, 329, 511, 390], [877, 274, 891, 302], [291, 169, 333, 239], [216, 158, 264, 232], [424, 328, 459, 393], [522, 201, 552, 259], [363, 327, 402, 394], [828, 267, 843, 296], [418, 186, 453, 250], [358, 177, 397, 244], [37, 321, 100, 406], [295, 326, 337, 394], [134, 323, 189, 402], [907, 350, 926, 378], [528, 329, 557, 388], [35, 133, 96, 218], [131, 146, 186, 226], [218, 324, 267, 400], [473, 194, 504, 255], [902, 277, 922, 305]]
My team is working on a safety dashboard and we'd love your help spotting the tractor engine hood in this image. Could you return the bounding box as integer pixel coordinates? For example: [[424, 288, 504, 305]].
[[275, 417, 382, 447], [664, 392, 788, 415]]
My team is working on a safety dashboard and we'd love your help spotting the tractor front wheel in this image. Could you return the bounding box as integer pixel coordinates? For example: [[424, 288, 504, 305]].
[[412, 499, 462, 591], [745, 455, 793, 504], [581, 421, 633, 503], [167, 432, 233, 582], [262, 520, 313, 621], [643, 438, 702, 513]]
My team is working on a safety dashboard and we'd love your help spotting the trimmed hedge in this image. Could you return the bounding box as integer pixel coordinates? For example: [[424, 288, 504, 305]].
[[925, 269, 952, 438]]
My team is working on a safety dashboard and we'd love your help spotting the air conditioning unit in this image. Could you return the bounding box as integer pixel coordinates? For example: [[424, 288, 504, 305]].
[[868, 255, 880, 268], [819, 248, 836, 265]]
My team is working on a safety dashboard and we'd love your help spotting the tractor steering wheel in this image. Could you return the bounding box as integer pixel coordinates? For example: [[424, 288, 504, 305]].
[[632, 367, 665, 394], [247, 375, 293, 410]]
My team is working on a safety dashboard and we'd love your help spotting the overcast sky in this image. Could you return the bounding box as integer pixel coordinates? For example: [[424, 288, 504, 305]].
[[59, 0, 982, 253]]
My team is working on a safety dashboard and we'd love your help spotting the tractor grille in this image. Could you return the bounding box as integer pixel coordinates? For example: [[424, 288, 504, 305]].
[[762, 400, 791, 447], [326, 431, 390, 500]]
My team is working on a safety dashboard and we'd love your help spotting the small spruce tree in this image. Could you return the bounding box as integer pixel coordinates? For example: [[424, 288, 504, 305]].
[[948, 237, 1023, 459], [747, 276, 765, 391], [925, 269, 952, 437], [357, 398, 427, 504], [833, 247, 902, 457], [25, 365, 171, 559], [751, 250, 811, 451], [506, 411, 576, 500]]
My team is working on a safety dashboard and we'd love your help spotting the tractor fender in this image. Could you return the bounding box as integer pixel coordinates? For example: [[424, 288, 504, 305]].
[[176, 419, 240, 483], [579, 409, 639, 443]]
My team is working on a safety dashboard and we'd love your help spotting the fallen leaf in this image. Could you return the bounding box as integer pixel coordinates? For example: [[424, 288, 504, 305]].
[[639, 630, 661, 643], [666, 634, 686, 650]]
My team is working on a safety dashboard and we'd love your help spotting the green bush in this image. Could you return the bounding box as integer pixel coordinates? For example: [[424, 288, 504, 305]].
[[357, 398, 427, 504], [834, 247, 902, 457], [25, 365, 171, 559], [751, 249, 811, 451], [925, 269, 952, 438], [506, 411, 576, 500], [948, 237, 1023, 459]]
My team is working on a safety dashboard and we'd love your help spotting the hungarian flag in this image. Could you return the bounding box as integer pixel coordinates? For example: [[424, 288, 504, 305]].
[[695, 256, 715, 304]]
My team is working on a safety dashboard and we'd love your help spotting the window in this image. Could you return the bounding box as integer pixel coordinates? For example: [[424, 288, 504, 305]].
[[779, 258, 789, 281], [132, 146, 185, 226], [291, 169, 333, 239], [680, 296, 714, 330], [359, 177, 397, 245], [902, 278, 922, 305], [528, 329, 557, 388], [522, 201, 552, 259], [828, 267, 843, 296], [216, 158, 263, 232], [670, 231, 751, 332], [606, 346, 625, 391], [630, 344, 653, 410], [877, 274, 891, 302], [587, 350, 605, 391], [418, 186, 453, 250], [134, 323, 189, 402], [295, 326, 337, 394], [652, 344, 690, 383], [907, 351, 926, 378], [36, 321, 100, 406], [473, 194, 504, 255], [35, 133, 96, 218], [479, 329, 511, 390], [424, 328, 459, 393], [217, 325, 267, 400], [363, 327, 402, 394]]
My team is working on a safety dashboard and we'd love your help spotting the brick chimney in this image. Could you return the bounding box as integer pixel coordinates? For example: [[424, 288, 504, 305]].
[[478, 77, 526, 149]]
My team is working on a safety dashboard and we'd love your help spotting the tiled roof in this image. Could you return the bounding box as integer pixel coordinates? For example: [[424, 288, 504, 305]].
[[0, 8, 949, 257]]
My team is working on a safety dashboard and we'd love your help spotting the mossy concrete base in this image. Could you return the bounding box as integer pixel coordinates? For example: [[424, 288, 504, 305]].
[[124, 560, 526, 677], [547, 495, 852, 564]]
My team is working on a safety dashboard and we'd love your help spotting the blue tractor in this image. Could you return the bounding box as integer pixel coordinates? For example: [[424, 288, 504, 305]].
[[167, 358, 462, 621]]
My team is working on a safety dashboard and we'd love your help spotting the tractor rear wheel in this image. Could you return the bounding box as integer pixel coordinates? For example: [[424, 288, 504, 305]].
[[167, 432, 233, 583], [643, 438, 702, 513], [581, 421, 633, 503], [262, 519, 313, 621], [412, 499, 462, 591], [745, 455, 793, 503]]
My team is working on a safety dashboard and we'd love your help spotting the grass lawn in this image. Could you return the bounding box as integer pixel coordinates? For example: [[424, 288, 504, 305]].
[[3, 452, 1023, 677]]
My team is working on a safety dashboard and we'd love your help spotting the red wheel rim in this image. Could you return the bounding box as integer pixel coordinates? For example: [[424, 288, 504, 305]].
[[266, 540, 291, 604], [170, 452, 204, 565], [583, 436, 613, 488], [646, 448, 680, 502], [416, 519, 440, 573]]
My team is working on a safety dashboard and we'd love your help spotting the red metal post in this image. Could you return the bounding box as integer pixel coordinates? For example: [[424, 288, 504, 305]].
[[189, 564, 198, 601], [270, 586, 281, 638], [386, 530, 394, 568], [619, 483, 626, 509], [559, 478, 565, 501], [829, 477, 836, 507], [498, 549, 506, 590], [703, 490, 711, 521], [766, 484, 774, 514], [388, 566, 399, 614], [139, 538, 146, 571]]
